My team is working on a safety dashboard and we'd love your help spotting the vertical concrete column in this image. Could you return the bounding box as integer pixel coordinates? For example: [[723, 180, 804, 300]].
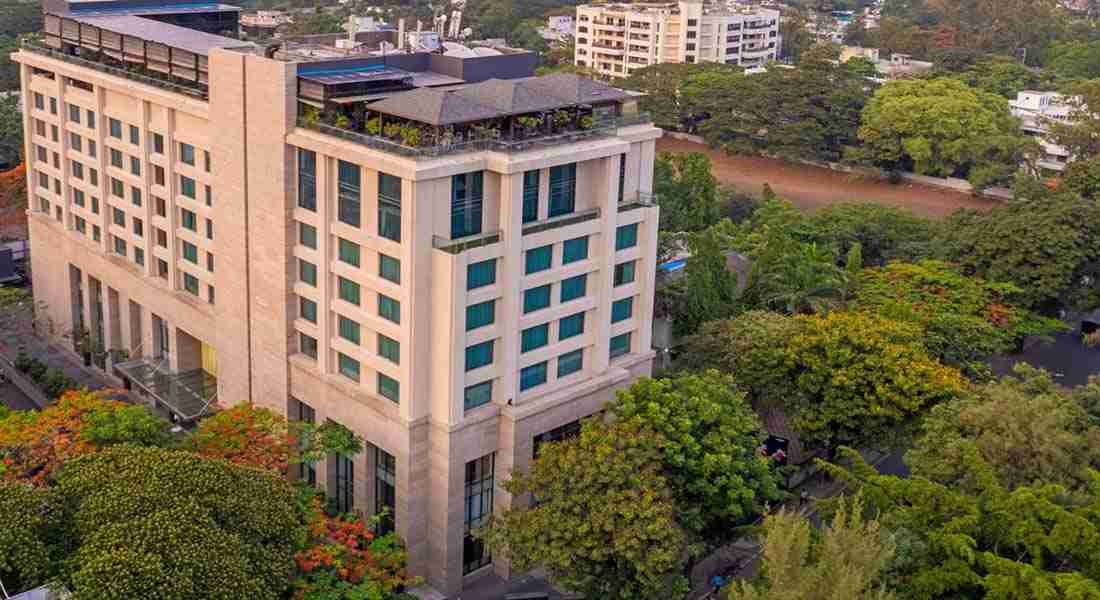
[[405, 178, 434, 423], [314, 154, 331, 375], [138, 100, 154, 278], [92, 81, 109, 255], [592, 155, 620, 374], [53, 69, 71, 231], [496, 171, 524, 405], [19, 63, 34, 193], [637, 138, 656, 193], [402, 420, 431, 585]]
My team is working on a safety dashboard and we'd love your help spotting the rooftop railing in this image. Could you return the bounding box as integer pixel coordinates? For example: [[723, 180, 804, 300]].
[[619, 191, 658, 212], [523, 207, 601, 236], [298, 112, 653, 160], [21, 38, 209, 100], [433, 230, 502, 254]]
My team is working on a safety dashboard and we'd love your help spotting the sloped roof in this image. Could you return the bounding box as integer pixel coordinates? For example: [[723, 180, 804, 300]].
[[366, 87, 501, 126], [452, 78, 570, 115], [524, 72, 635, 105]]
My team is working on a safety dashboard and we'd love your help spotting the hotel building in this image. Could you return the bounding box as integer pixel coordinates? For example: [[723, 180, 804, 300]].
[[14, 0, 661, 594]]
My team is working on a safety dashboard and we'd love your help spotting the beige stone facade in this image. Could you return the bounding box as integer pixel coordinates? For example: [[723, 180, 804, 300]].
[[15, 43, 661, 595]]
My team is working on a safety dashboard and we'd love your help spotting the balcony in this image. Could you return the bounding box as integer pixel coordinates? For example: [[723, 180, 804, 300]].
[[592, 43, 626, 56], [433, 230, 501, 254], [523, 207, 600, 236], [619, 191, 658, 212], [21, 38, 209, 100], [115, 357, 218, 422]]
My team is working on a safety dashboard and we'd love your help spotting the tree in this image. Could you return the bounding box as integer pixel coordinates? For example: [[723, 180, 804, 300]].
[[752, 241, 846, 315], [620, 63, 730, 131], [906, 365, 1100, 494], [863, 16, 930, 58], [0, 482, 59, 597], [851, 260, 1064, 375], [609, 372, 782, 541], [667, 224, 740, 336], [937, 184, 1100, 311], [802, 203, 938, 267], [785, 311, 966, 452], [654, 152, 723, 233], [854, 78, 1035, 187], [507, 19, 548, 55], [1045, 40, 1100, 80], [952, 57, 1054, 98], [1047, 79, 1100, 164], [1062, 155, 1100, 199], [484, 419, 691, 600], [727, 497, 896, 600], [779, 9, 816, 63], [0, 95, 23, 168], [680, 311, 802, 409]]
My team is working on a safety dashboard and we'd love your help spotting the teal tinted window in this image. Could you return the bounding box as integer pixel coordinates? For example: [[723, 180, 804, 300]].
[[300, 333, 318, 359], [299, 297, 317, 323], [466, 340, 494, 371], [467, 259, 496, 289], [379, 254, 400, 284], [299, 222, 317, 249], [614, 260, 636, 286], [525, 245, 552, 274], [182, 272, 198, 295], [557, 349, 583, 377], [299, 260, 317, 286], [182, 241, 198, 263], [521, 324, 549, 353], [615, 223, 638, 250], [464, 380, 493, 410], [523, 285, 551, 313], [612, 297, 634, 323], [560, 274, 587, 302], [610, 332, 631, 358], [378, 334, 400, 364], [378, 173, 402, 241], [559, 312, 585, 340], [180, 175, 196, 199], [179, 142, 195, 165], [297, 148, 316, 210], [522, 170, 539, 223], [378, 373, 399, 402], [338, 277, 361, 306], [451, 171, 483, 239], [466, 300, 495, 331], [379, 294, 400, 323], [338, 160, 361, 227], [548, 163, 576, 217], [562, 236, 588, 263], [338, 316, 361, 345], [520, 361, 547, 391], [338, 238, 361, 267], [338, 352, 360, 381]]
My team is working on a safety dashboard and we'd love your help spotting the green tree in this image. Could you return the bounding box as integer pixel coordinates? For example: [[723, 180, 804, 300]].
[[803, 203, 938, 267], [1045, 40, 1100, 80], [752, 241, 846, 315], [610, 372, 782, 541], [654, 152, 722, 233], [0, 482, 60, 596], [1062, 155, 1100, 199], [507, 19, 548, 55], [668, 224, 739, 336], [785, 311, 966, 452], [952, 57, 1054, 98], [728, 497, 896, 600], [1048, 79, 1100, 164], [852, 260, 1064, 375], [906, 365, 1100, 494], [484, 419, 691, 600], [854, 78, 1035, 187], [0, 95, 23, 168], [620, 63, 730, 130], [779, 9, 816, 62]]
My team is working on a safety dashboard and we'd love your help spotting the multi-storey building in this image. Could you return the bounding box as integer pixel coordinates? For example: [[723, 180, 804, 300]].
[[1011, 90, 1076, 173], [14, 0, 661, 594], [574, 0, 780, 79]]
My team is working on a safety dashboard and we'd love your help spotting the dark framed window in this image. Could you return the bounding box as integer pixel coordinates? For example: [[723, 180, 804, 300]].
[[338, 277, 361, 306], [612, 297, 634, 323], [533, 420, 581, 458], [129, 125, 139, 145], [563, 236, 588, 263], [338, 238, 361, 267], [300, 333, 318, 359], [463, 454, 495, 574], [338, 160, 361, 227], [618, 153, 626, 203], [152, 132, 164, 154], [299, 296, 317, 323], [338, 352, 360, 381], [378, 173, 402, 242], [610, 332, 632, 359], [181, 208, 197, 231], [293, 400, 317, 484], [334, 451, 354, 514], [466, 300, 495, 331], [525, 245, 552, 274], [557, 348, 584, 377], [522, 169, 539, 223], [616, 223, 638, 250], [338, 315, 360, 345], [379, 294, 400, 323], [379, 254, 400, 284], [521, 324, 549, 353], [523, 285, 551, 313], [297, 148, 316, 210], [466, 340, 494, 371], [559, 312, 585, 340], [451, 171, 484, 239], [299, 260, 317, 286], [548, 163, 576, 217], [108, 118, 121, 138], [378, 334, 400, 364], [378, 373, 400, 402], [180, 175, 196, 199], [560, 274, 587, 302], [179, 142, 195, 165], [182, 272, 199, 296], [467, 259, 496, 290], [182, 241, 198, 263], [464, 380, 493, 411], [614, 260, 636, 286], [519, 361, 547, 391], [375, 447, 396, 535], [299, 222, 317, 249]]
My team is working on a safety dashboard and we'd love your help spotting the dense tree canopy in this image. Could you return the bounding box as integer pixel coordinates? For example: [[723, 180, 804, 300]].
[[654, 152, 723, 233], [620, 63, 730, 131], [664, 224, 740, 337]]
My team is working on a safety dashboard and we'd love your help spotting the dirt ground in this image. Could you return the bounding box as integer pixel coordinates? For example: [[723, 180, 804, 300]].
[[657, 138, 1001, 219]]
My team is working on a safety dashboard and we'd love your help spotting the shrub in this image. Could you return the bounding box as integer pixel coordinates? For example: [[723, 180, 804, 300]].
[[0, 482, 60, 595], [292, 514, 420, 600]]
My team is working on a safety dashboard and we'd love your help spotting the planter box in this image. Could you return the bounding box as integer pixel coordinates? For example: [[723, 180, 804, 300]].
[[0, 357, 52, 408]]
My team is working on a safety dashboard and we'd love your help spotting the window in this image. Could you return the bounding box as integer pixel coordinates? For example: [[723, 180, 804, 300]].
[[133, 218, 143, 238], [465, 340, 494, 371], [156, 228, 167, 247], [180, 175, 196, 199], [300, 333, 318, 359], [338, 315, 360, 345], [375, 448, 396, 535], [50, 125, 57, 142], [522, 170, 539, 223], [113, 236, 126, 256], [335, 449, 355, 513], [206, 252, 214, 272], [129, 125, 139, 145], [179, 142, 195, 165], [466, 300, 495, 331], [70, 132, 82, 152], [71, 160, 83, 179], [204, 185, 212, 206], [338, 352, 360, 382], [612, 297, 634, 323], [525, 245, 552, 274], [463, 454, 495, 574], [618, 153, 626, 203], [560, 274, 587, 302], [110, 177, 124, 198], [338, 277, 361, 306], [88, 141, 96, 159], [614, 260, 636, 286], [73, 189, 85, 207], [379, 254, 400, 284], [134, 247, 144, 266], [156, 258, 166, 278], [533, 420, 581, 458], [154, 165, 165, 186], [337, 160, 361, 227], [338, 238, 361, 267], [523, 285, 551, 313], [559, 312, 585, 340], [155, 197, 166, 217], [109, 118, 121, 138], [112, 207, 125, 226], [206, 219, 214, 240], [33, 93, 42, 110], [181, 208, 197, 231], [37, 173, 47, 189], [299, 222, 317, 249], [378, 373, 400, 402], [616, 223, 638, 250], [451, 171, 484, 239], [297, 149, 316, 210], [152, 133, 164, 154], [378, 173, 402, 242], [204, 150, 211, 173], [521, 324, 549, 353], [182, 241, 198, 263], [467, 259, 496, 290], [110, 148, 123, 168], [86, 110, 95, 129], [558, 348, 583, 377], [563, 236, 588, 263], [548, 163, 576, 217], [207, 285, 216, 305], [131, 188, 142, 207], [69, 104, 80, 123], [93, 225, 102, 242], [299, 296, 317, 323], [519, 361, 547, 391], [183, 272, 199, 296], [292, 400, 317, 483], [379, 294, 400, 323], [299, 260, 317, 286], [464, 381, 493, 411], [610, 332, 631, 358], [378, 334, 400, 364]]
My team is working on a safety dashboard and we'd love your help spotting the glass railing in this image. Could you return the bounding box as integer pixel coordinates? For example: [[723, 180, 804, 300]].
[[432, 230, 502, 254], [522, 207, 600, 236], [21, 38, 209, 100], [619, 191, 657, 212], [298, 113, 653, 160]]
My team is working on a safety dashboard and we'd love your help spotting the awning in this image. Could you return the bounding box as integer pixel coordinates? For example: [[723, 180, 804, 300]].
[[115, 358, 217, 422]]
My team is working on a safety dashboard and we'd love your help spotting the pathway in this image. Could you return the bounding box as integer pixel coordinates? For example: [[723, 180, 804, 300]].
[[656, 138, 1000, 218]]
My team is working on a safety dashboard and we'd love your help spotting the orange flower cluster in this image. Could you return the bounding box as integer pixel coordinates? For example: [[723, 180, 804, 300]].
[[292, 514, 415, 598], [185, 404, 297, 473]]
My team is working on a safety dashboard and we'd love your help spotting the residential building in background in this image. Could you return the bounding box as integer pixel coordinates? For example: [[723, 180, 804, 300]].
[[1011, 90, 1074, 173], [574, 0, 780, 79], [14, 0, 661, 594]]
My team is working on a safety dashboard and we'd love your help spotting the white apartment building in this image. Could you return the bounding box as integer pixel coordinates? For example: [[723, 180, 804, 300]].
[[15, 0, 660, 595], [574, 0, 780, 79], [1011, 90, 1075, 173]]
